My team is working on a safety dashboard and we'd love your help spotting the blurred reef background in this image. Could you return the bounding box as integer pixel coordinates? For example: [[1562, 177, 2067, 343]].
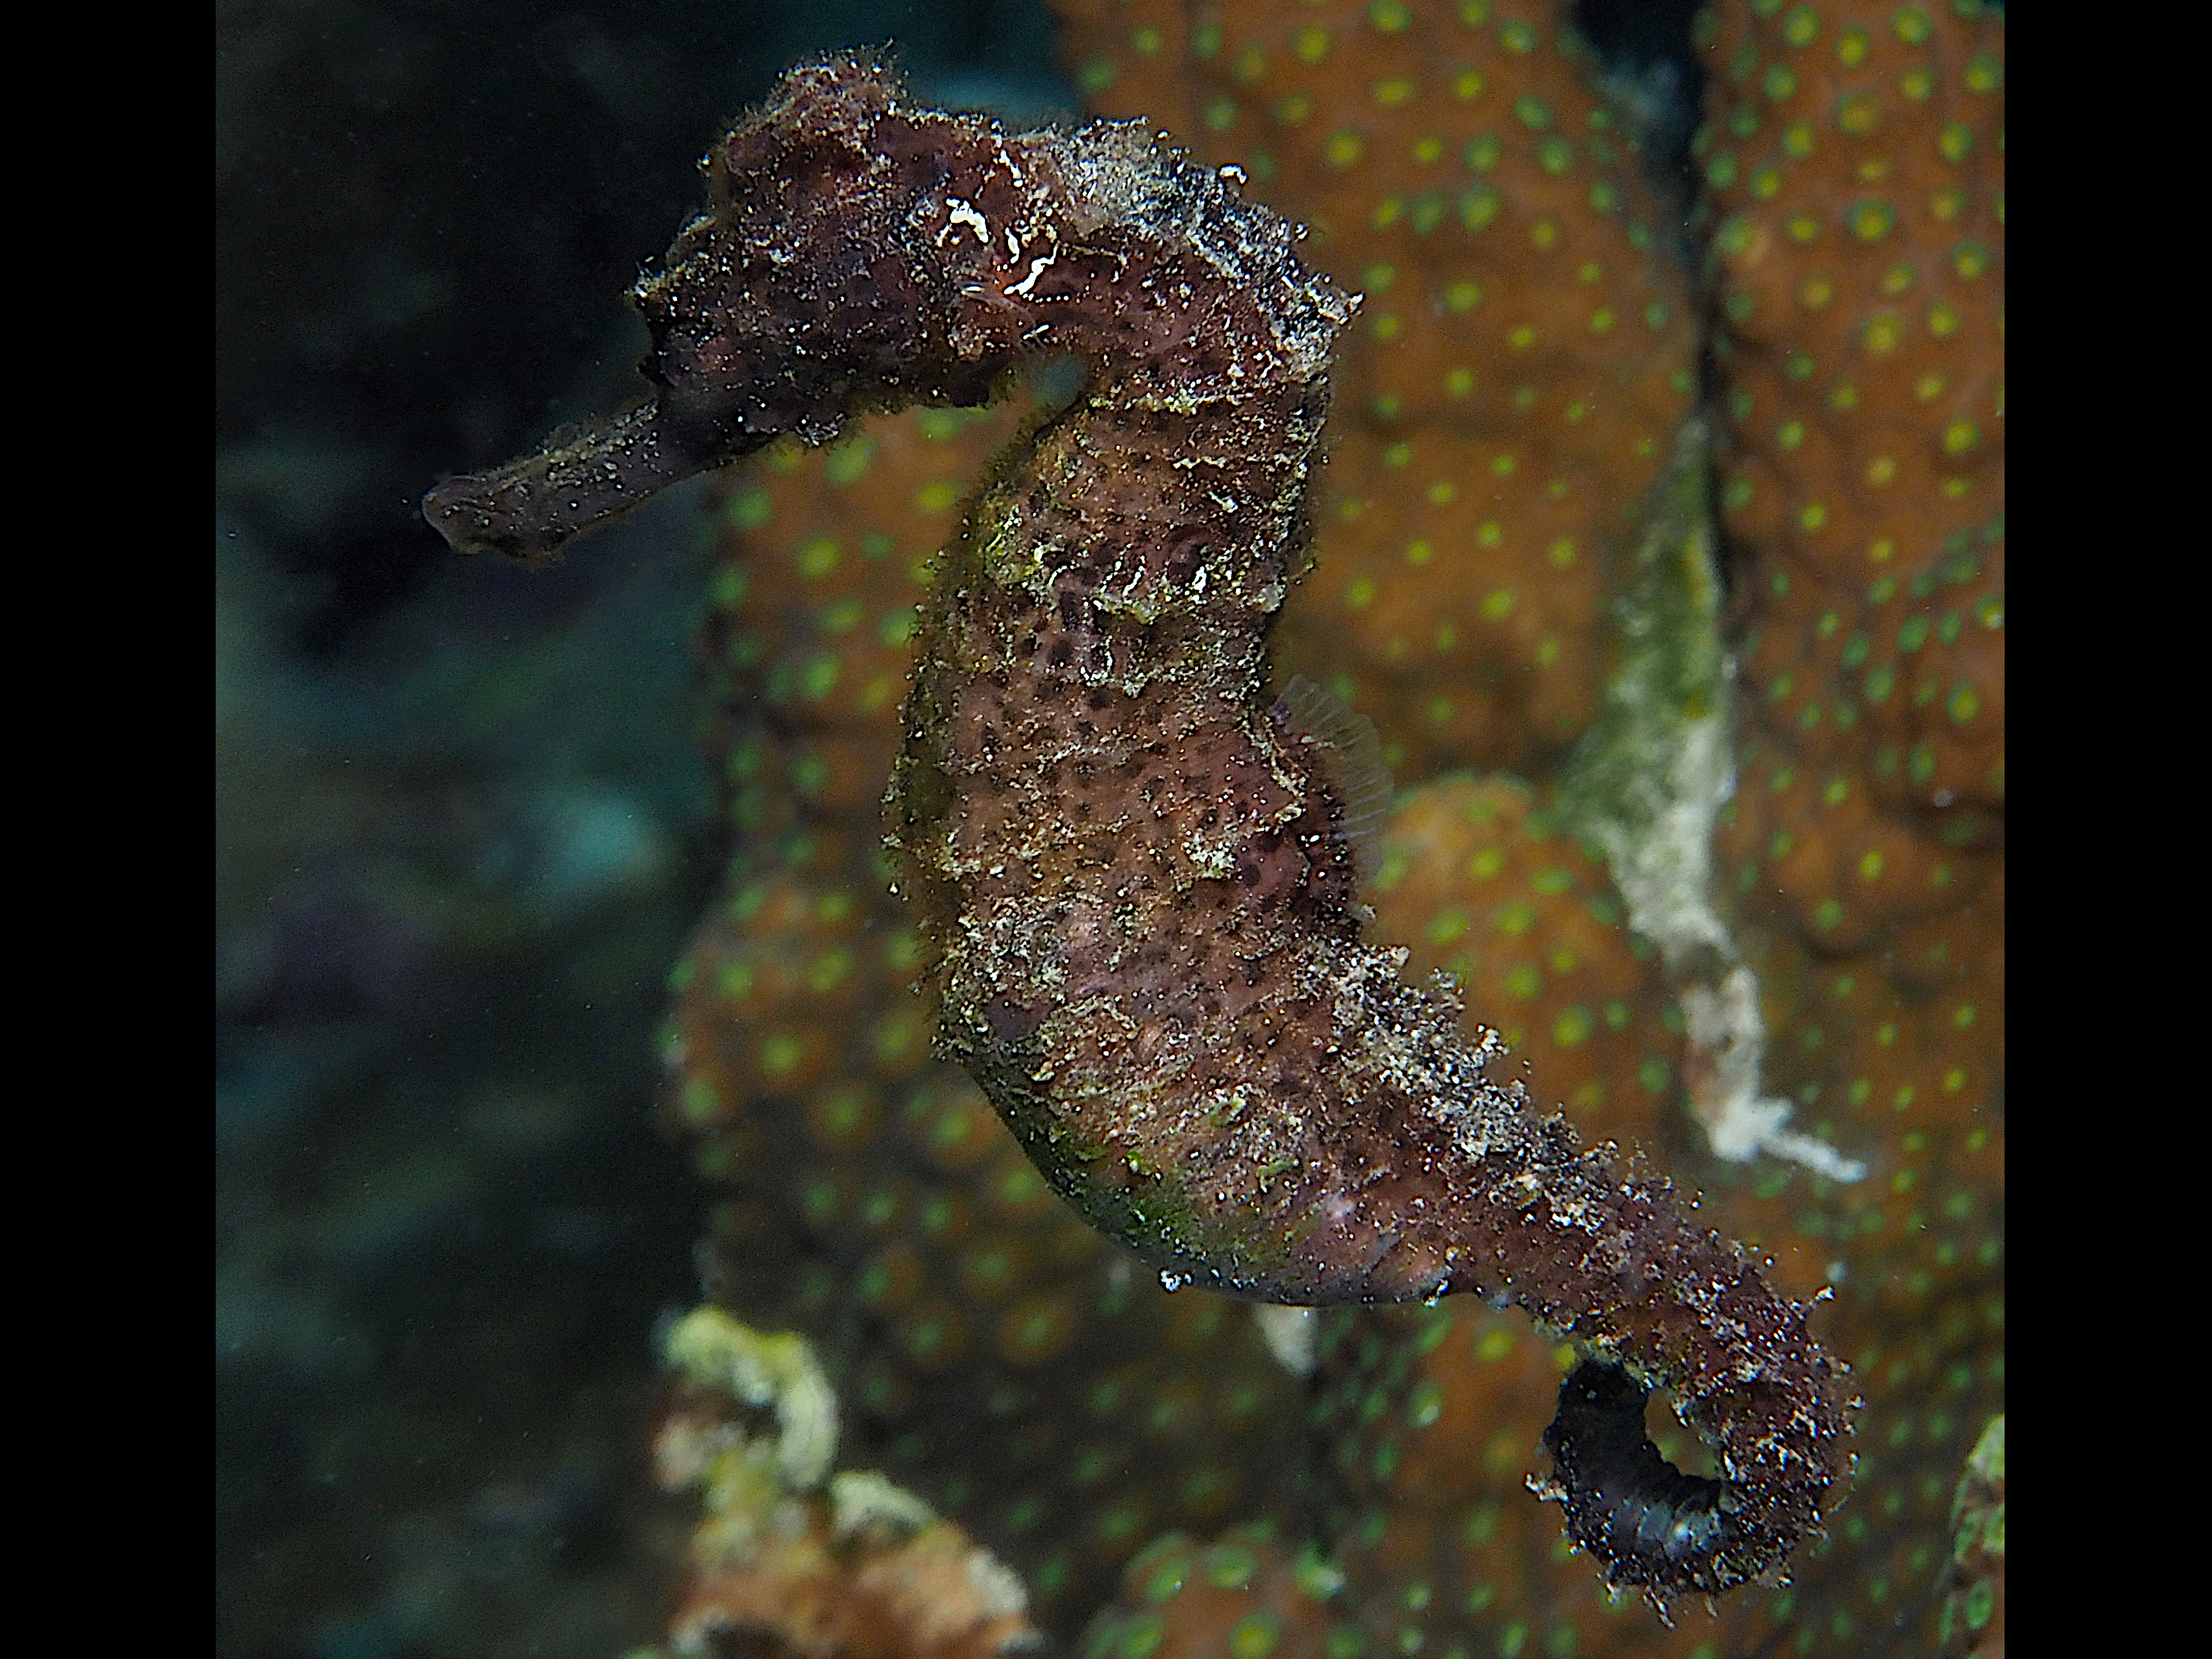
[[216, 3, 2000, 1656]]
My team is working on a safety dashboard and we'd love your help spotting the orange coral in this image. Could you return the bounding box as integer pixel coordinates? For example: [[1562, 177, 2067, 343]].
[[1683, 8, 2006, 1651], [1700, 0, 2005, 820], [1684, 864, 2004, 1654], [697, 402, 1035, 844], [1081, 1528, 1352, 1659]]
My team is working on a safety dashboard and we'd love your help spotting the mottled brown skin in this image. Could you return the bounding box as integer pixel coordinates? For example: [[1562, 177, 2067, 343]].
[[423, 56, 1851, 1605]]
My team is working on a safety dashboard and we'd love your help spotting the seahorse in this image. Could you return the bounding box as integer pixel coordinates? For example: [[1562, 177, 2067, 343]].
[[423, 56, 1852, 1605]]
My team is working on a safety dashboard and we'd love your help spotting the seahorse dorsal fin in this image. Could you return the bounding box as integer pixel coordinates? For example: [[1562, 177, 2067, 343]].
[[1277, 673, 1394, 886]]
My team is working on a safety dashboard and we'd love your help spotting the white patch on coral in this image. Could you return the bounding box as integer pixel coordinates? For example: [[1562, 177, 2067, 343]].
[[1254, 1303, 1318, 1375], [1557, 425, 1865, 1184], [965, 1548, 1035, 1623], [660, 1306, 840, 1490], [1682, 967, 1867, 1182], [829, 1468, 939, 1537], [1588, 708, 1735, 972]]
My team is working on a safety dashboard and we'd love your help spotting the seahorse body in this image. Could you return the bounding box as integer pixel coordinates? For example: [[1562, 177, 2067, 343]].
[[423, 57, 1851, 1604]]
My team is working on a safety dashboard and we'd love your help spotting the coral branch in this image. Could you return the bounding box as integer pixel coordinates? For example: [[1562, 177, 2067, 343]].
[[433, 55, 1852, 1604]]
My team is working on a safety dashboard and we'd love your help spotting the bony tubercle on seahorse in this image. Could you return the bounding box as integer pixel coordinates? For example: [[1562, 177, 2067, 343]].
[[423, 55, 1853, 1608]]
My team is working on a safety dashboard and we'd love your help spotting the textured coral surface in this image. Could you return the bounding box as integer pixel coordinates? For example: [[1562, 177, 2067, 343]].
[[1691, 8, 2006, 1649], [1702, 0, 2004, 822], [1082, 1527, 1355, 1659]]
